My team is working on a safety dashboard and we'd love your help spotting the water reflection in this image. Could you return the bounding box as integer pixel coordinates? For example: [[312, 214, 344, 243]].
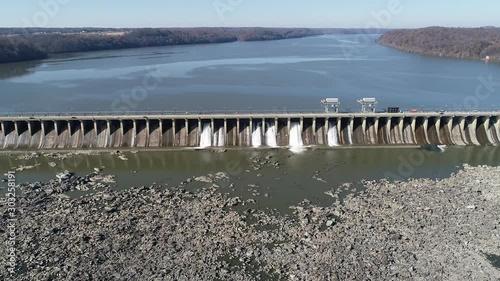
[[1, 35, 500, 112], [1, 147, 499, 213], [1, 146, 499, 174], [0, 60, 43, 79]]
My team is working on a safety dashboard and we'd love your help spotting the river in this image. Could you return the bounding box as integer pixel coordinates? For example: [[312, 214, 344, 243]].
[[2, 33, 500, 278], [1, 34, 500, 210], [1, 34, 500, 113], [2, 146, 500, 213]]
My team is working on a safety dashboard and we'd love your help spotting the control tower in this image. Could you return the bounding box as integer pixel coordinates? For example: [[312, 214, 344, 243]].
[[358, 98, 377, 113], [321, 98, 340, 113]]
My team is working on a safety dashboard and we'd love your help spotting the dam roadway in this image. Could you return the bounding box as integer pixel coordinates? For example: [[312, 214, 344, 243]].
[[0, 111, 499, 149]]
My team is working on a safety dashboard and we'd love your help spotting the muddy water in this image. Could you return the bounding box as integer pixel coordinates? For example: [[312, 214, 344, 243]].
[[1, 146, 500, 213]]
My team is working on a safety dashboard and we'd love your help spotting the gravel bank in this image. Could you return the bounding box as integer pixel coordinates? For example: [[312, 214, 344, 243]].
[[1, 165, 499, 280]]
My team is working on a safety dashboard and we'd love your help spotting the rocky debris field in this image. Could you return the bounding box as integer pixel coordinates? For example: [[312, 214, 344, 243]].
[[0, 165, 499, 281], [15, 151, 103, 161]]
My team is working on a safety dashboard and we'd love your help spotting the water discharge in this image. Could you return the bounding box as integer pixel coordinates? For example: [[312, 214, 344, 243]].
[[252, 122, 262, 147], [327, 121, 339, 147], [245, 125, 251, 146], [199, 123, 212, 148], [265, 122, 277, 147], [289, 122, 304, 153], [346, 124, 353, 145], [213, 126, 225, 147]]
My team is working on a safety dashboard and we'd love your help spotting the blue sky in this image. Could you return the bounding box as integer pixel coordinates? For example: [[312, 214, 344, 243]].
[[0, 0, 499, 28]]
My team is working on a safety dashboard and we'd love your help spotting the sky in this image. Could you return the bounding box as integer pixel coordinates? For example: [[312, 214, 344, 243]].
[[0, 0, 499, 29]]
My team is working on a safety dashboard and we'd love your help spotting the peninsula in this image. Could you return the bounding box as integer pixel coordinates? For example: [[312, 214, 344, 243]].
[[378, 26, 500, 62]]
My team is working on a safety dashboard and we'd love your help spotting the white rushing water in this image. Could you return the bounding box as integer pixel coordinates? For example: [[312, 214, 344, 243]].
[[252, 122, 262, 147], [327, 121, 339, 147], [131, 131, 137, 147], [212, 126, 225, 147], [218, 127, 225, 147], [199, 123, 212, 148], [265, 122, 278, 147], [289, 122, 304, 152], [245, 124, 251, 146], [346, 124, 353, 145], [437, 145, 447, 152]]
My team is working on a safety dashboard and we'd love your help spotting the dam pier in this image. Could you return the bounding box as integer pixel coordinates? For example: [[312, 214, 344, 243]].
[[0, 111, 499, 149]]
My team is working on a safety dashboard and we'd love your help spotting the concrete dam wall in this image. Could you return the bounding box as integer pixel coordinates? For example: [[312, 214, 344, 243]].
[[0, 112, 499, 149]]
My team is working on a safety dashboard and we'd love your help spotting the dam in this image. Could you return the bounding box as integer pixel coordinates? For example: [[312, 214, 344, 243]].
[[0, 111, 499, 149]]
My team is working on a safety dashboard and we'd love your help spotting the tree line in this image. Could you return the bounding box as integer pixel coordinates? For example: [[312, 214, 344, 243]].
[[0, 28, 323, 64], [378, 27, 500, 62], [0, 37, 47, 63]]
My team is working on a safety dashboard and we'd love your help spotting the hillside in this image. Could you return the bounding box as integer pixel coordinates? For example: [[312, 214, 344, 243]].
[[0, 37, 48, 63], [0, 27, 322, 64], [378, 27, 500, 62]]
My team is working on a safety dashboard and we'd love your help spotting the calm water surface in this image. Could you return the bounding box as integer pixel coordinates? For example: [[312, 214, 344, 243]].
[[1, 34, 500, 113]]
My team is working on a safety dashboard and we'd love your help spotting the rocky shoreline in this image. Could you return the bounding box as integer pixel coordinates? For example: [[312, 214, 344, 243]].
[[1, 165, 499, 280]]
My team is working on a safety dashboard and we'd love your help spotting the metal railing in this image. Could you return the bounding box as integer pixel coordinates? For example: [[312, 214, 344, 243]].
[[0, 109, 322, 117], [1, 107, 499, 118]]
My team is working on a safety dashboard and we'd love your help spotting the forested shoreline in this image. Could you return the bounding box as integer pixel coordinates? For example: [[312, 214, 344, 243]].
[[378, 27, 500, 62], [3, 26, 500, 64], [0, 27, 324, 64]]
